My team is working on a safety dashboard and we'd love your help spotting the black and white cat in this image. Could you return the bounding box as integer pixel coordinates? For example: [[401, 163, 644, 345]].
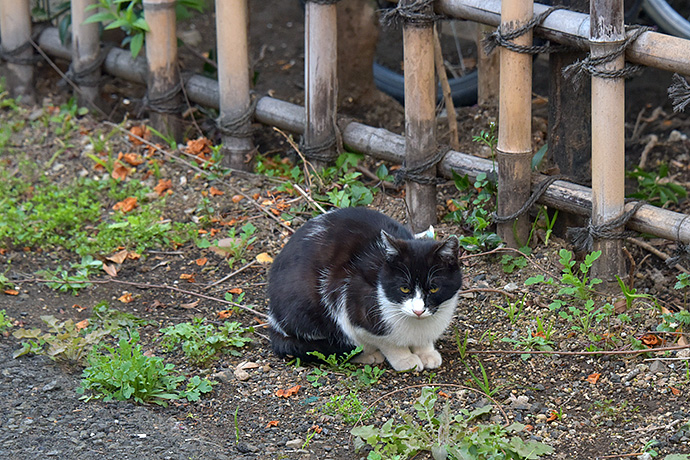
[[267, 207, 462, 371]]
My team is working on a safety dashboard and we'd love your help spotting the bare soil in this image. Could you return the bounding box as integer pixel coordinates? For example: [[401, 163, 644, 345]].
[[1, 1, 690, 460]]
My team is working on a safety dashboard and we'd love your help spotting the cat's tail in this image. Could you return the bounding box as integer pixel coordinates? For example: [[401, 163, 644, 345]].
[[269, 328, 354, 362]]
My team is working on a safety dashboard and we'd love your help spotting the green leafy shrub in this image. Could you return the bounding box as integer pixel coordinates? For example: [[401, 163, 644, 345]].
[[160, 318, 253, 365]]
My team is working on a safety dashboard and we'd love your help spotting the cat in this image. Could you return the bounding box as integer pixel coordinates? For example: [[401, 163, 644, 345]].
[[267, 207, 463, 372]]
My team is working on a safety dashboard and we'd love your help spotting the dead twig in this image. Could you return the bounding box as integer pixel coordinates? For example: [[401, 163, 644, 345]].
[[627, 237, 689, 274], [205, 260, 257, 289]]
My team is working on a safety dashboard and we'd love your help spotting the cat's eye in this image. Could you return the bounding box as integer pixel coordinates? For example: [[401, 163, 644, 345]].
[[400, 286, 410, 293], [430, 287, 440, 293]]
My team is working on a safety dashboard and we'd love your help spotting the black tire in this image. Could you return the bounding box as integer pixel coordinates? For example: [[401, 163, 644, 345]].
[[642, 0, 690, 39]]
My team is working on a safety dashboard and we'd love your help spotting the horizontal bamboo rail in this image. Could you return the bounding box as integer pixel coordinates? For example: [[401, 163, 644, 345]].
[[435, 0, 690, 75], [34, 26, 690, 245]]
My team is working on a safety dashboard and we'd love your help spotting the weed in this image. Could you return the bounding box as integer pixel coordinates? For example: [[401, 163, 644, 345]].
[[77, 334, 215, 406], [323, 390, 373, 424], [13, 315, 109, 364], [307, 367, 329, 388], [198, 222, 257, 269], [0, 309, 12, 333], [90, 301, 155, 339], [356, 364, 386, 387], [38, 255, 103, 295], [307, 346, 362, 371], [462, 357, 502, 397], [674, 272, 690, 308], [627, 164, 687, 208], [352, 386, 553, 460], [501, 327, 554, 360], [159, 318, 253, 366], [501, 253, 528, 274], [455, 329, 470, 360], [496, 292, 528, 324]]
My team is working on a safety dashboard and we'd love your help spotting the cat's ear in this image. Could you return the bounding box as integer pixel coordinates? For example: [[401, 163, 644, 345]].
[[380, 230, 402, 259], [435, 236, 459, 264]]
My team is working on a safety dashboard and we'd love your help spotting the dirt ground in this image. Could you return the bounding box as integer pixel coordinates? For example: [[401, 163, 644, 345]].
[[1, 1, 690, 459]]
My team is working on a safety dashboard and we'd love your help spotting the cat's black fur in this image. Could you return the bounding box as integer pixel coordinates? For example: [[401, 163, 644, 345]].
[[267, 207, 463, 371]]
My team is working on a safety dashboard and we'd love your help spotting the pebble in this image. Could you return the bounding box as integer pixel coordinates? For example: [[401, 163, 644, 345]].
[[286, 438, 304, 449]]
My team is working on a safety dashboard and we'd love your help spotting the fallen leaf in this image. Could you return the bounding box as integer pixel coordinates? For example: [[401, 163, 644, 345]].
[[275, 385, 301, 398], [149, 299, 167, 309], [75, 319, 89, 330], [107, 249, 129, 264], [195, 257, 208, 266], [586, 373, 601, 384], [71, 304, 87, 312], [180, 273, 196, 283], [118, 292, 134, 303], [232, 194, 244, 203], [310, 425, 322, 434], [127, 252, 141, 260], [641, 333, 661, 347], [217, 309, 233, 319], [113, 196, 138, 213], [128, 125, 150, 145], [266, 420, 279, 428], [180, 299, 200, 309], [102, 263, 118, 277], [524, 424, 534, 432], [438, 391, 451, 399], [546, 410, 558, 422], [209, 186, 224, 196], [256, 252, 274, 265], [154, 179, 172, 196], [123, 153, 144, 166], [3, 289, 19, 296], [111, 161, 131, 181], [228, 288, 243, 295], [670, 387, 681, 396], [613, 298, 627, 314], [187, 137, 212, 156]]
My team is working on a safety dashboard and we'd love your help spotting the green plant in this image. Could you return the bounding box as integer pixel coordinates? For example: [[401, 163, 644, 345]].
[[198, 222, 257, 269], [501, 327, 554, 360], [323, 390, 373, 424], [77, 334, 215, 406], [355, 364, 386, 387], [352, 386, 553, 460], [90, 301, 155, 339], [38, 255, 103, 295], [674, 272, 690, 308], [159, 318, 253, 365], [627, 164, 687, 208], [500, 253, 528, 274], [462, 357, 502, 397], [13, 315, 109, 364], [496, 293, 528, 324], [307, 346, 362, 371], [85, 0, 206, 58], [0, 309, 12, 333]]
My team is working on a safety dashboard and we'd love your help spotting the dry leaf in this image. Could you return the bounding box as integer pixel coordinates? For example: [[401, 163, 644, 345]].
[[128, 125, 150, 145], [123, 153, 144, 166], [180, 273, 196, 283], [438, 391, 451, 399], [111, 161, 131, 181], [196, 257, 208, 266], [3, 289, 19, 296], [127, 252, 141, 260], [75, 319, 89, 330], [118, 292, 134, 303], [266, 420, 279, 428], [641, 333, 661, 347], [231, 194, 244, 203], [275, 385, 301, 398], [228, 288, 243, 295], [546, 410, 558, 422], [256, 252, 274, 265], [670, 387, 681, 396], [180, 299, 200, 309], [209, 186, 224, 196], [107, 249, 129, 264], [217, 309, 233, 319], [613, 298, 627, 314], [102, 263, 118, 277], [154, 179, 172, 196], [71, 304, 87, 312], [113, 197, 138, 213], [586, 373, 601, 384], [187, 137, 212, 156]]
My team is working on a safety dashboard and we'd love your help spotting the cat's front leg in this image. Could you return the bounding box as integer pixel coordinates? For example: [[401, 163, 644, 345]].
[[351, 346, 385, 365], [378, 345, 424, 372], [411, 343, 442, 369]]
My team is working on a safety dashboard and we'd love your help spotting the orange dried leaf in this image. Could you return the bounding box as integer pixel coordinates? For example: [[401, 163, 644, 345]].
[[275, 385, 301, 398], [670, 387, 681, 396], [186, 137, 212, 156], [180, 273, 196, 283], [228, 288, 243, 295], [123, 153, 144, 166], [4, 289, 19, 296], [118, 292, 134, 303], [72, 304, 87, 312], [102, 263, 118, 277], [217, 309, 233, 319], [180, 299, 200, 309], [196, 257, 208, 266], [641, 333, 661, 346], [107, 249, 129, 264], [75, 319, 89, 330], [266, 420, 279, 428], [154, 179, 172, 196], [209, 186, 224, 196], [232, 194, 244, 203], [128, 125, 150, 145], [546, 410, 558, 422], [438, 391, 451, 399], [127, 252, 141, 260], [113, 197, 138, 213], [586, 373, 601, 384]]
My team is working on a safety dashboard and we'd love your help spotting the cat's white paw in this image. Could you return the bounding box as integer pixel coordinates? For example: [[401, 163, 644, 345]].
[[416, 349, 442, 369], [387, 353, 424, 372], [352, 350, 386, 365]]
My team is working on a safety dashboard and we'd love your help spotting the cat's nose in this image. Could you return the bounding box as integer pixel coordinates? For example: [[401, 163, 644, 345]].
[[413, 308, 425, 317]]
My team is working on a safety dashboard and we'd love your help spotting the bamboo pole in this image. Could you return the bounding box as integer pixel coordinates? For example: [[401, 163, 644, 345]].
[[0, 0, 35, 104], [304, 1, 338, 169], [71, 0, 101, 107], [142, 0, 182, 142], [495, 0, 533, 247], [33, 27, 690, 246], [401, 0, 437, 232], [590, 0, 626, 281], [215, 0, 255, 171], [435, 0, 690, 75]]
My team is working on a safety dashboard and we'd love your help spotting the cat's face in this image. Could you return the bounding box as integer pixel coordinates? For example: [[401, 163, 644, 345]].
[[378, 232, 462, 319]]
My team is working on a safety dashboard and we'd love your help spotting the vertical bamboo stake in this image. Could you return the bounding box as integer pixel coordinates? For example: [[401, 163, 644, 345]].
[[143, 0, 182, 142], [496, 0, 533, 247], [0, 0, 35, 104], [215, 0, 255, 171], [304, 1, 338, 169], [71, 0, 101, 107], [402, 0, 437, 232], [477, 24, 499, 106], [590, 0, 625, 281]]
